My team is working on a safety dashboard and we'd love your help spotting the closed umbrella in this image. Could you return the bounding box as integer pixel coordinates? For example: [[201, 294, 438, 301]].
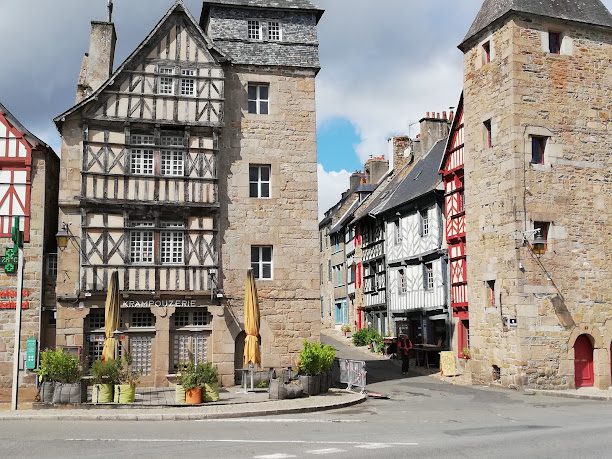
[[243, 268, 261, 368], [101, 271, 120, 361]]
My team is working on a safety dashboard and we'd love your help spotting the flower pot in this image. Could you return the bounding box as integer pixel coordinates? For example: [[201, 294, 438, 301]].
[[113, 384, 136, 404], [52, 383, 82, 404], [203, 383, 220, 402], [185, 387, 202, 405], [39, 382, 55, 404], [175, 384, 186, 404], [299, 374, 321, 396], [92, 384, 114, 404]]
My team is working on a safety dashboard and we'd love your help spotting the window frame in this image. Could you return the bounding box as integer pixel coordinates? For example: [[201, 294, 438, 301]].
[[251, 245, 273, 280], [248, 83, 270, 115], [180, 69, 196, 97], [160, 222, 185, 265], [158, 67, 175, 95], [531, 136, 547, 165], [249, 164, 271, 198], [130, 222, 155, 265], [161, 149, 185, 177], [394, 219, 402, 245], [420, 209, 430, 237], [268, 21, 282, 41], [424, 263, 434, 290], [46, 253, 58, 278], [248, 20, 262, 40], [130, 148, 155, 176], [398, 268, 407, 294]]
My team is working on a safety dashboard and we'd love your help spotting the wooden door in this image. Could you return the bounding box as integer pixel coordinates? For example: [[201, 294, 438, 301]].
[[574, 334, 594, 388]]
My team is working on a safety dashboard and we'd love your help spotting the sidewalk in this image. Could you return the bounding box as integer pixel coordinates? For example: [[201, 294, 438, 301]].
[[0, 388, 365, 421], [530, 387, 612, 401]]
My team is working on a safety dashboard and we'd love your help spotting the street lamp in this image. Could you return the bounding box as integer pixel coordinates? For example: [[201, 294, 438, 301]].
[[55, 223, 72, 250]]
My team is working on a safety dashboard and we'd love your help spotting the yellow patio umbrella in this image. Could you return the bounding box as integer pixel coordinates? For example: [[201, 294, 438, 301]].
[[101, 271, 120, 361], [243, 268, 261, 368]]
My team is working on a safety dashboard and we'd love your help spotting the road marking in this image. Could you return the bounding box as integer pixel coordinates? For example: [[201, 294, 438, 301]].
[[253, 455, 296, 459], [307, 448, 347, 455], [194, 418, 364, 424], [67, 439, 418, 447], [355, 444, 392, 449]]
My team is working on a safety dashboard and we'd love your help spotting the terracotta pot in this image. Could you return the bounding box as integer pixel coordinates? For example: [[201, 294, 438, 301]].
[[185, 387, 202, 405]]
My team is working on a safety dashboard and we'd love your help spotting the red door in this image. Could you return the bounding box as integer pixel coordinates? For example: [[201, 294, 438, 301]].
[[574, 334, 594, 388]]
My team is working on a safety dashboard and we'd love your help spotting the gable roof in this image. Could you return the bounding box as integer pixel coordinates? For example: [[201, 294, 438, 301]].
[[373, 139, 446, 217], [202, 0, 324, 21], [461, 0, 612, 49], [0, 101, 51, 151], [54, 1, 227, 128], [440, 92, 464, 173]]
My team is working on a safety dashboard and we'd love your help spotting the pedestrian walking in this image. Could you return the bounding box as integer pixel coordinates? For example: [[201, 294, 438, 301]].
[[398, 335, 412, 375]]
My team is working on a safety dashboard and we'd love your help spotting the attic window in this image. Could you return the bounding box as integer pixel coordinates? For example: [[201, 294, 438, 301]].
[[548, 32, 561, 54], [248, 20, 261, 40], [158, 67, 175, 95], [268, 22, 282, 41]]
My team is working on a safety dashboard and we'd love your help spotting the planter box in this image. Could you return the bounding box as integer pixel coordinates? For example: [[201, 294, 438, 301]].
[[52, 383, 84, 404], [299, 374, 321, 396], [175, 384, 186, 404], [185, 387, 202, 405], [39, 382, 55, 404], [92, 384, 113, 404], [114, 384, 136, 404], [203, 383, 219, 402], [269, 379, 304, 400]]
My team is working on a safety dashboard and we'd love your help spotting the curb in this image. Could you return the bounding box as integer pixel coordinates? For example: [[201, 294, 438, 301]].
[[530, 389, 612, 402], [0, 391, 367, 422]]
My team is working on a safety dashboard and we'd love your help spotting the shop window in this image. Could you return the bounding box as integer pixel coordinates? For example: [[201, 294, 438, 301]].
[[130, 335, 153, 375], [85, 309, 106, 367], [125, 310, 155, 328], [170, 309, 211, 372]]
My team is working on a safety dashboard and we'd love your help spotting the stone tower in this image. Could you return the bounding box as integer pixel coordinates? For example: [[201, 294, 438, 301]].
[[459, 0, 612, 389]]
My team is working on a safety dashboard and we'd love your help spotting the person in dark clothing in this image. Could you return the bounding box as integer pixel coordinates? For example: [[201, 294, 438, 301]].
[[397, 335, 412, 375]]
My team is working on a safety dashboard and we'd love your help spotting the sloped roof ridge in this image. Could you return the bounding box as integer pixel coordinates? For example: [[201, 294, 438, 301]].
[[203, 0, 322, 12], [0, 101, 50, 150]]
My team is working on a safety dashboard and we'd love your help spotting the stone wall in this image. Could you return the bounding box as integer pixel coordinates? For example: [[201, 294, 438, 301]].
[[463, 17, 612, 389], [218, 65, 320, 383]]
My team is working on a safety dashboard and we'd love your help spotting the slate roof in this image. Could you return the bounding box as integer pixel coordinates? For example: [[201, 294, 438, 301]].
[[203, 0, 323, 13], [330, 199, 361, 234], [373, 139, 446, 216], [462, 0, 612, 48], [0, 101, 51, 150]]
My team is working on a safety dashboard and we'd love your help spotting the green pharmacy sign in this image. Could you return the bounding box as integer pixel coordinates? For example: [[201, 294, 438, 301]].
[[0, 217, 22, 275]]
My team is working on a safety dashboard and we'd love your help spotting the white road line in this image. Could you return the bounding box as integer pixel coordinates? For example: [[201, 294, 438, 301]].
[[66, 439, 418, 446], [194, 418, 364, 424], [355, 444, 392, 449], [306, 448, 347, 455], [253, 454, 297, 459]]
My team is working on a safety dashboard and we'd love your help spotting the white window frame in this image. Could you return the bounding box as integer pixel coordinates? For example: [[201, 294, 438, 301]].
[[158, 67, 175, 95], [161, 150, 184, 176], [180, 69, 196, 97], [130, 222, 154, 264], [248, 83, 269, 115], [249, 164, 271, 198], [131, 148, 154, 175], [425, 263, 434, 290], [420, 209, 430, 237], [46, 253, 58, 277], [160, 222, 184, 265], [398, 269, 407, 294], [248, 20, 262, 40], [268, 21, 282, 41], [251, 246, 273, 280], [394, 219, 402, 245]]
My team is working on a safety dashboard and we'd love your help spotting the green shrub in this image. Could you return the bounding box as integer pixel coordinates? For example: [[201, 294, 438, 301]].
[[298, 341, 336, 375], [91, 359, 121, 385], [320, 344, 336, 373], [352, 328, 383, 348], [196, 362, 219, 386], [179, 363, 199, 391], [36, 349, 81, 384]]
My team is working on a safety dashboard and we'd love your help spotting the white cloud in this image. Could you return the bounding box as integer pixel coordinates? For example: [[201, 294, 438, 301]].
[[317, 165, 351, 220]]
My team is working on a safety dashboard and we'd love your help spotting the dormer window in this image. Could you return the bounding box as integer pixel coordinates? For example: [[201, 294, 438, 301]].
[[248, 20, 261, 40], [268, 21, 282, 41]]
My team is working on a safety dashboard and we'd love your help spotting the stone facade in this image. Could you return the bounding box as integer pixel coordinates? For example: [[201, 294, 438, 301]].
[[461, 11, 612, 389]]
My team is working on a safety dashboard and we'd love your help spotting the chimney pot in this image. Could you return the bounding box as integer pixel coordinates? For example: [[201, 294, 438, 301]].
[[443, 111, 447, 119]]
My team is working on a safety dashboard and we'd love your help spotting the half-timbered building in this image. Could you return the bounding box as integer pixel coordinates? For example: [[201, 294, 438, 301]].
[[0, 102, 59, 395], [54, 0, 323, 387]]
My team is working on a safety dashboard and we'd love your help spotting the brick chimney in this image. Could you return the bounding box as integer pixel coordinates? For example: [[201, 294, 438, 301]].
[[391, 136, 422, 171], [419, 111, 451, 155], [76, 21, 117, 102], [364, 156, 389, 184], [349, 172, 366, 191]]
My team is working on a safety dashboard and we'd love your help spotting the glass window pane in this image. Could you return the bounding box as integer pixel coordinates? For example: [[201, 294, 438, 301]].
[[249, 166, 259, 182], [251, 263, 260, 279], [262, 247, 272, 262], [248, 85, 257, 100], [260, 166, 270, 181], [260, 102, 268, 115], [250, 183, 259, 198], [261, 183, 270, 198], [251, 246, 259, 262], [259, 85, 269, 100], [262, 263, 271, 280], [248, 101, 257, 114]]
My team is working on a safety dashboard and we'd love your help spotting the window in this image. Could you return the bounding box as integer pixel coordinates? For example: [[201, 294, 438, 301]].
[[531, 136, 547, 165], [128, 310, 156, 328], [161, 150, 184, 176], [161, 223, 184, 264], [534, 221, 550, 252], [420, 209, 430, 237], [249, 165, 271, 198], [394, 220, 402, 245], [486, 280, 496, 307], [248, 83, 269, 115], [180, 69, 195, 97], [46, 253, 58, 277], [398, 269, 407, 294], [131, 135, 155, 146], [173, 309, 210, 328], [172, 333, 208, 371], [424, 263, 434, 290], [251, 246, 273, 280], [130, 335, 153, 375], [268, 21, 281, 41], [248, 20, 261, 40], [549, 32, 561, 54], [130, 149, 154, 175], [130, 223, 154, 264], [483, 119, 492, 148], [158, 67, 175, 95], [482, 41, 491, 64], [349, 265, 356, 284], [334, 264, 343, 287], [87, 309, 106, 330]]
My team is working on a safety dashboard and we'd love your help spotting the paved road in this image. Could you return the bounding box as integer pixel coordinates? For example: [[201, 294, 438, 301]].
[[1, 334, 611, 458]]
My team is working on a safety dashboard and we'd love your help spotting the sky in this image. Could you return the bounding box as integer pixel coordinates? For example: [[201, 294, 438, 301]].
[[1, 0, 610, 219]]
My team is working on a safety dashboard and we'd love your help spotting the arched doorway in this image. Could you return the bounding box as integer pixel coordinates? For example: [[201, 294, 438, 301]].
[[574, 334, 594, 388]]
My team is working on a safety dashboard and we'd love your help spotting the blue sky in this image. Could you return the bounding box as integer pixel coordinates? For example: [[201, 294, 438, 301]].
[[317, 118, 362, 173]]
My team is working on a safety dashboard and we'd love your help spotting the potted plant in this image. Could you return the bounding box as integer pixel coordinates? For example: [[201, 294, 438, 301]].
[[114, 354, 140, 404], [35, 349, 59, 403], [462, 348, 471, 360], [341, 324, 351, 337], [180, 363, 202, 405], [197, 362, 220, 402], [91, 359, 120, 404], [48, 349, 83, 404], [298, 341, 322, 396]]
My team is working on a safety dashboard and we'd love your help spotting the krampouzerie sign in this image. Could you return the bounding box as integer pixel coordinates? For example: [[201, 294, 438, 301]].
[[122, 299, 200, 308]]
